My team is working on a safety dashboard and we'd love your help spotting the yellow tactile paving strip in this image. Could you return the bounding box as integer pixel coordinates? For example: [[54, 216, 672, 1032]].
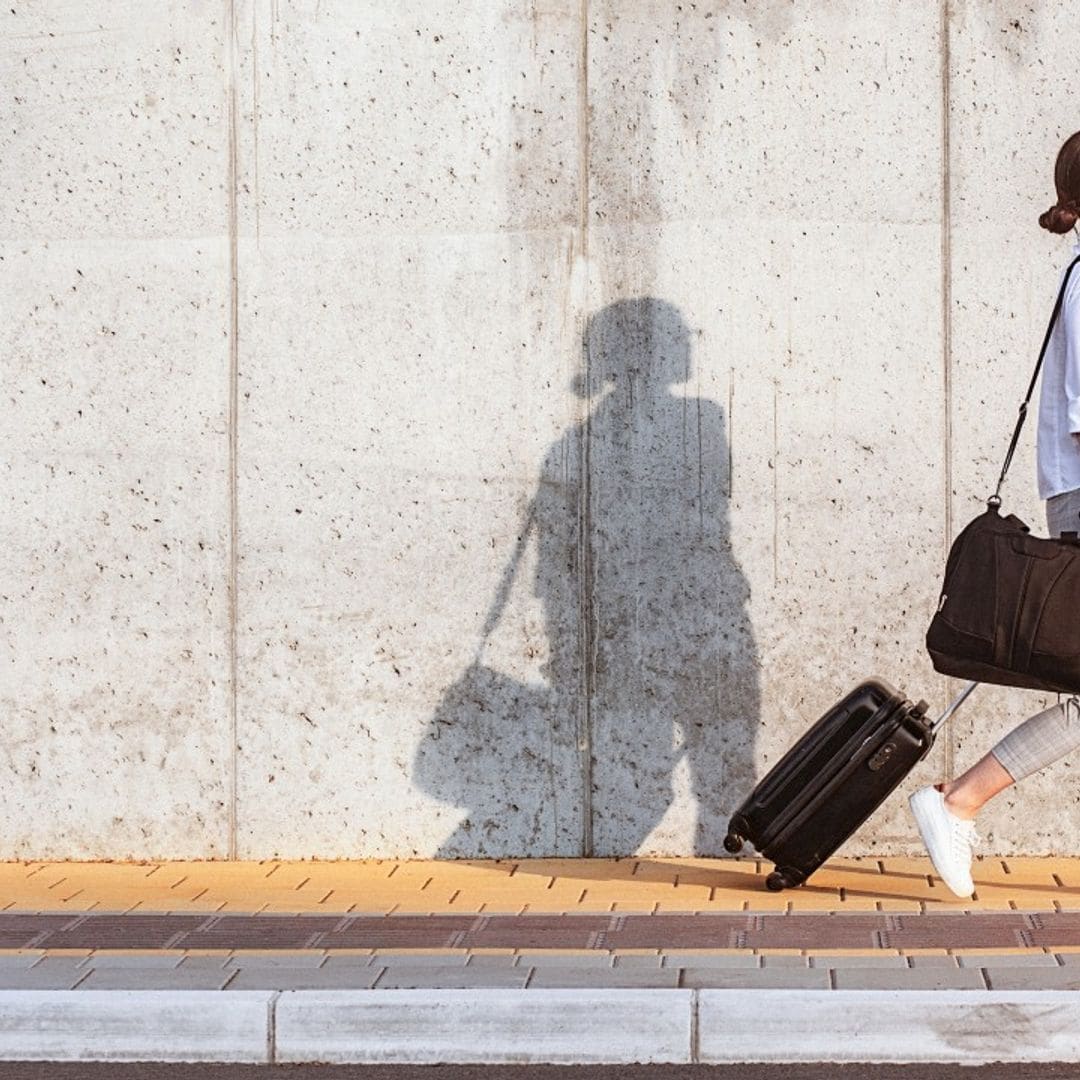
[[0, 855, 1076, 915]]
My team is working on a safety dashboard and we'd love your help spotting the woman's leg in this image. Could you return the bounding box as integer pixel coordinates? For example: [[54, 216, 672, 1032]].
[[939, 752, 1015, 821], [910, 696, 1080, 896], [941, 697, 1080, 820], [911, 486, 1080, 895]]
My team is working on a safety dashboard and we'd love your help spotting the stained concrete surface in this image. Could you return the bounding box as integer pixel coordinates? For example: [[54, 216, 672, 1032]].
[[3, 2, 1078, 859], [0, 1067, 1076, 1080], [1, 3, 233, 857]]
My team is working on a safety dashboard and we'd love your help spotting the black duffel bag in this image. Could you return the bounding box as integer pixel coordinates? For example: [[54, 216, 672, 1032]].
[[926, 253, 1080, 694], [927, 507, 1080, 692]]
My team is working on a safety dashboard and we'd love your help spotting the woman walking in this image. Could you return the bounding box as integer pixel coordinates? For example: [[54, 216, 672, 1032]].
[[909, 131, 1080, 898]]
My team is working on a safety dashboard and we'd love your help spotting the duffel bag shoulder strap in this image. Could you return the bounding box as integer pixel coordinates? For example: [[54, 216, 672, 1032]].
[[991, 252, 1080, 507]]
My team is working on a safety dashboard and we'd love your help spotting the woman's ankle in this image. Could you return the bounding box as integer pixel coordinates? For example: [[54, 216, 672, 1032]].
[[939, 782, 980, 821]]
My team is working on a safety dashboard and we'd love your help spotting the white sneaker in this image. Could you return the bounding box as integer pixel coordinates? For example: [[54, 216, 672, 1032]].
[[908, 785, 979, 898]]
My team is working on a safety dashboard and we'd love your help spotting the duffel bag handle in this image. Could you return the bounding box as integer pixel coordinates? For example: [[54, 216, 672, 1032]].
[[990, 252, 1080, 509]]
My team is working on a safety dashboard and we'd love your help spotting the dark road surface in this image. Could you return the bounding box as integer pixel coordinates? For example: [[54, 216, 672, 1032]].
[[0, 1064, 1077, 1079]]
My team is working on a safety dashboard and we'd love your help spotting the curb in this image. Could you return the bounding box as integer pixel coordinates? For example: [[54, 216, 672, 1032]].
[[275, 988, 691, 1064], [698, 989, 1080, 1064], [0, 990, 274, 1062], [0, 988, 1078, 1064]]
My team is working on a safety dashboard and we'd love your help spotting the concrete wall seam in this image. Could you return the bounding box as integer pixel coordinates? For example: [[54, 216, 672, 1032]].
[[577, 0, 593, 858], [939, 0, 956, 782], [226, 0, 242, 861]]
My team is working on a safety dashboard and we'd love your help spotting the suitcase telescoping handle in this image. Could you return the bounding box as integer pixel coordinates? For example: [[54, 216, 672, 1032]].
[[930, 680, 979, 736]]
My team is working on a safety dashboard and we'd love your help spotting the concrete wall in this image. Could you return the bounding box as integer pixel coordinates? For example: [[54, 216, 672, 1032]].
[[2, 1, 1076, 859]]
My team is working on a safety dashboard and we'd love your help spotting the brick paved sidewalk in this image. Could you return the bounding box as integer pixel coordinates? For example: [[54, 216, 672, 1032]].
[[0, 857, 1079, 1064], [0, 856, 1075, 993], [6, 854, 1078, 913]]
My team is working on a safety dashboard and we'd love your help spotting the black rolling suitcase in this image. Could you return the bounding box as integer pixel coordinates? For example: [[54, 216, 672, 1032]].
[[724, 678, 977, 891]]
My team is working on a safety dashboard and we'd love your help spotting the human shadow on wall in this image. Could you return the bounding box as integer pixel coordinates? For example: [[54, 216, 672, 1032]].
[[413, 298, 760, 858]]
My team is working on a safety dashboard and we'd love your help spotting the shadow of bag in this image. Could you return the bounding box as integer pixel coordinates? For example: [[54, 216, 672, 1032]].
[[926, 252, 1080, 694], [412, 659, 554, 813], [412, 500, 557, 814]]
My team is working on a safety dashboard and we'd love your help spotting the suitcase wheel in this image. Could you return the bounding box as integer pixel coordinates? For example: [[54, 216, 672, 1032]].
[[765, 871, 789, 892], [723, 832, 744, 854]]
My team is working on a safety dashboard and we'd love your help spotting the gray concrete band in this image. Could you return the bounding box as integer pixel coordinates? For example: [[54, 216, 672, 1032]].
[[0, 989, 1079, 1064]]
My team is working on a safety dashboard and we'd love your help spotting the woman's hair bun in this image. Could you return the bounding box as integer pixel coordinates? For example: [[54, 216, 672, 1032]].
[[1039, 200, 1080, 234], [1043, 132, 1080, 232]]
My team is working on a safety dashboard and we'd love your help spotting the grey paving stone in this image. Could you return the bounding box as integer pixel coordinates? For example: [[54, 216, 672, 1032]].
[[906, 955, 961, 968], [226, 952, 326, 968], [0, 968, 87, 990], [680, 968, 831, 990], [82, 953, 183, 968], [374, 966, 530, 989], [176, 955, 232, 969], [612, 954, 663, 968], [1057, 954, 1080, 966], [463, 954, 520, 967], [832, 968, 987, 990], [808, 955, 907, 968], [514, 953, 614, 968], [320, 954, 378, 968], [76, 968, 234, 990], [983, 967, 1080, 990], [525, 967, 681, 989], [957, 953, 1059, 968], [760, 955, 809, 967], [227, 966, 382, 990], [661, 954, 760, 969], [350, 954, 467, 968], [27, 957, 87, 973], [0, 954, 42, 969]]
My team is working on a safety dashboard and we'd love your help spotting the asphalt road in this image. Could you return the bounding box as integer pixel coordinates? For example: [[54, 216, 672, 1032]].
[[0, 1065, 1077, 1079]]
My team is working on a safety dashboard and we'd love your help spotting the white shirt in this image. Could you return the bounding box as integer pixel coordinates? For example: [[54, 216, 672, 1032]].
[[1036, 239, 1080, 500]]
